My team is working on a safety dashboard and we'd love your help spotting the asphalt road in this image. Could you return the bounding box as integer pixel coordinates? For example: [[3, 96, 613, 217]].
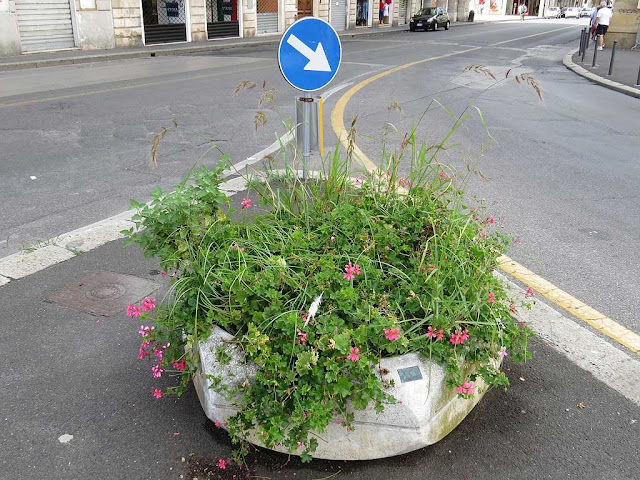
[[1, 18, 639, 480]]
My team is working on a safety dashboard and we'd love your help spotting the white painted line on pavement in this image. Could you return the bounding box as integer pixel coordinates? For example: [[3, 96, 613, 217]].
[[0, 245, 77, 280], [501, 273, 640, 406]]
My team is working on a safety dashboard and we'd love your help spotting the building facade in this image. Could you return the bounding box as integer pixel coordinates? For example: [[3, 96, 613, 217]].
[[1, 0, 484, 55]]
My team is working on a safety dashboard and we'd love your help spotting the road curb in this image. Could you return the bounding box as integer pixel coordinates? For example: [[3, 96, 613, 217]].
[[562, 48, 640, 99]]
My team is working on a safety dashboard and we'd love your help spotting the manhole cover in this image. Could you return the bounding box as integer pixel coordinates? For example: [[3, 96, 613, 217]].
[[44, 271, 160, 317]]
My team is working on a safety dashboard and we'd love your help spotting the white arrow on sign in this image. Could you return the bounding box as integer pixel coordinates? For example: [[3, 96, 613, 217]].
[[286, 34, 331, 72]]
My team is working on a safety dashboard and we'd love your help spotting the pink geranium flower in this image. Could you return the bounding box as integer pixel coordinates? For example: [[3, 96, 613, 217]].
[[153, 388, 162, 399], [456, 381, 474, 396], [343, 261, 361, 281], [426, 326, 437, 338], [296, 328, 307, 345], [347, 347, 360, 362], [153, 347, 163, 360], [172, 359, 187, 371], [509, 302, 517, 314], [450, 329, 469, 345], [525, 286, 535, 298], [498, 346, 509, 357], [128, 304, 142, 317], [138, 347, 150, 359], [384, 328, 401, 341], [152, 364, 163, 378], [488, 292, 496, 303], [485, 216, 495, 225], [141, 297, 156, 311], [218, 459, 226, 469], [214, 418, 220, 427], [241, 198, 252, 209], [138, 325, 154, 337]]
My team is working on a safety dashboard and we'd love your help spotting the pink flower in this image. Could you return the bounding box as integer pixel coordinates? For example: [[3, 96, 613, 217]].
[[153, 388, 162, 399], [128, 304, 142, 317], [450, 329, 469, 345], [138, 347, 150, 359], [141, 297, 156, 311], [456, 381, 475, 396], [485, 216, 495, 225], [241, 198, 252, 209], [172, 359, 187, 371], [384, 328, 401, 341], [342, 261, 361, 281], [498, 347, 509, 357], [347, 347, 360, 362], [153, 347, 163, 360], [218, 459, 226, 470], [426, 326, 437, 339], [296, 328, 307, 345], [509, 302, 517, 314], [214, 418, 220, 427], [298, 441, 305, 447], [525, 286, 535, 298], [436, 329, 444, 340], [488, 292, 496, 303], [138, 325, 154, 337], [152, 364, 163, 378]]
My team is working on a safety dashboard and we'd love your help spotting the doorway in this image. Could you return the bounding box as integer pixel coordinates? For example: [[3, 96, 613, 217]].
[[142, 0, 188, 44], [206, 0, 240, 38]]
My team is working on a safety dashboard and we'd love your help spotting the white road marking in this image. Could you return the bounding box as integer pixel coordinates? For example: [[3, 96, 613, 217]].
[[501, 273, 640, 406]]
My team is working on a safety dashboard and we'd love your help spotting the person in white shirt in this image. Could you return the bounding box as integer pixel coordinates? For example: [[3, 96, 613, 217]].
[[594, 1, 614, 50]]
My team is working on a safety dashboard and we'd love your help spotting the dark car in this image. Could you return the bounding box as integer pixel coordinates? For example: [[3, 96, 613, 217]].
[[410, 7, 450, 32]]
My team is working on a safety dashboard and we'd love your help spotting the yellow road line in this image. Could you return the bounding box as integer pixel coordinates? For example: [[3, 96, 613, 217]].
[[330, 26, 639, 355], [498, 255, 640, 354], [0, 62, 270, 109]]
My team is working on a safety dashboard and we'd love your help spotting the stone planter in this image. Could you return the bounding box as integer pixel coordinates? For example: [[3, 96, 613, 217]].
[[193, 326, 495, 460]]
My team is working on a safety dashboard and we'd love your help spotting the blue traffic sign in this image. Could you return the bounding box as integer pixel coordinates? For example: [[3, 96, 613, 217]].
[[278, 17, 342, 92]]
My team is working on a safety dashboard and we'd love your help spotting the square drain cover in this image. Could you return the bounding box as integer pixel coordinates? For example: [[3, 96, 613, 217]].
[[44, 271, 161, 316]]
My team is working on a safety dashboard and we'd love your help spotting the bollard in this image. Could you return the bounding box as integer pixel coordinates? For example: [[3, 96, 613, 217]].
[[579, 29, 584, 56], [592, 35, 599, 68], [637, 65, 640, 86], [608, 41, 617, 76], [582, 33, 588, 62]]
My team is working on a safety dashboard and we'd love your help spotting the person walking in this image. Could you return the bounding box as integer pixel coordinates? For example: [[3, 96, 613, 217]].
[[517, 2, 528, 21], [594, 0, 613, 50], [590, 4, 602, 41]]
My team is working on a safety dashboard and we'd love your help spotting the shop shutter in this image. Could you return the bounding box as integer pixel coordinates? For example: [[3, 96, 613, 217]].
[[257, 0, 278, 34], [15, 0, 75, 52], [331, 0, 347, 31]]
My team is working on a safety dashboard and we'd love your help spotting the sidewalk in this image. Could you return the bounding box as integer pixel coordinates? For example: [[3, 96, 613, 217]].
[[0, 15, 531, 73], [565, 43, 640, 98]]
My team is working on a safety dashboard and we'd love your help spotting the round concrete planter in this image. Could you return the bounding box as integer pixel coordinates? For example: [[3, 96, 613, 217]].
[[193, 326, 495, 460]]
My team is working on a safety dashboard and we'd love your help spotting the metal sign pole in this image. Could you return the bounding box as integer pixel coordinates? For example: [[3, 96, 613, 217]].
[[302, 94, 311, 181]]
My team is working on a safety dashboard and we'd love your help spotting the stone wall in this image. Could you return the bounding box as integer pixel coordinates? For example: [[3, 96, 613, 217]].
[[607, 1, 640, 48], [111, 0, 143, 47], [0, 0, 21, 55], [75, 0, 116, 49], [243, 0, 257, 37], [284, 0, 297, 27], [190, 0, 207, 41]]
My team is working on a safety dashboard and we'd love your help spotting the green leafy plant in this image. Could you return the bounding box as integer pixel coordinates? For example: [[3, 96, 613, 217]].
[[125, 120, 533, 466]]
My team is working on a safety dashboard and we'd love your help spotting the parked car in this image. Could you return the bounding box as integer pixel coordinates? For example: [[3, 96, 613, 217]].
[[410, 7, 450, 31], [563, 7, 581, 18], [580, 7, 595, 17], [545, 6, 561, 18]]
